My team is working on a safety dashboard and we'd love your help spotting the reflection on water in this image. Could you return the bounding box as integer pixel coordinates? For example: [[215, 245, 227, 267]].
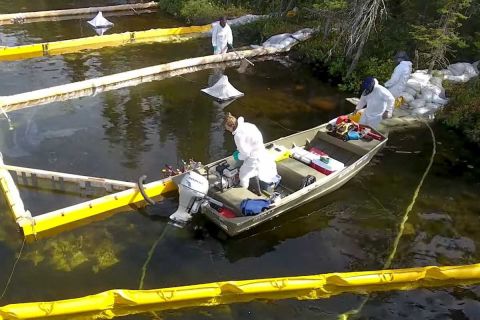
[[0, 3, 479, 319]]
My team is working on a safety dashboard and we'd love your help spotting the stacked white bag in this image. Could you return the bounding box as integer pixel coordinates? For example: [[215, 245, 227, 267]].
[[398, 60, 479, 116]]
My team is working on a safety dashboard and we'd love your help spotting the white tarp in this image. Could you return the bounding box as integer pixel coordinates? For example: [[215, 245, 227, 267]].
[[261, 28, 314, 50], [94, 27, 110, 36], [201, 75, 244, 101], [87, 11, 114, 29], [209, 14, 266, 32]]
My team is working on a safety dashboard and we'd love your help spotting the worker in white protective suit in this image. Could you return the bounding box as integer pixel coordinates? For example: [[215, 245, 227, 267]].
[[384, 51, 413, 98], [212, 17, 233, 55], [355, 77, 395, 129], [224, 113, 279, 190]]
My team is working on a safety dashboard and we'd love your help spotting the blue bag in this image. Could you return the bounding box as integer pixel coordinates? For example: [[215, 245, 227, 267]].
[[347, 130, 360, 141], [240, 199, 271, 216]]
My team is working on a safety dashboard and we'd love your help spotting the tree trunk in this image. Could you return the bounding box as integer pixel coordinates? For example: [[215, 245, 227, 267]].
[[323, 16, 331, 39], [346, 38, 366, 77]]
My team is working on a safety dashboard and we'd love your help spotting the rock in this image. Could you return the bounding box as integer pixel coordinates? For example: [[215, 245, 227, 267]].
[[308, 96, 336, 110]]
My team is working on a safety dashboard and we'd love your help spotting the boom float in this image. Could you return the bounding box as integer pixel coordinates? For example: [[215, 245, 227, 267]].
[[0, 263, 479, 319]]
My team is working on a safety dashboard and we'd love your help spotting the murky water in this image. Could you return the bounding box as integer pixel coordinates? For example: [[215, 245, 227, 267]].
[[0, 2, 479, 319]]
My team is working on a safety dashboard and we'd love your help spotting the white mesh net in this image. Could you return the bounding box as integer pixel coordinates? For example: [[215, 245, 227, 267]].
[[87, 11, 114, 29], [201, 75, 244, 101]]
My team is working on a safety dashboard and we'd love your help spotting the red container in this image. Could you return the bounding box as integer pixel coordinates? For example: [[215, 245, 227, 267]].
[[219, 207, 236, 218], [309, 161, 334, 175]]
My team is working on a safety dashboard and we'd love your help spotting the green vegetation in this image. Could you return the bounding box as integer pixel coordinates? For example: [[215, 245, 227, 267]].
[[158, 0, 479, 142], [22, 231, 120, 273], [438, 77, 480, 145], [157, 0, 246, 24], [159, 0, 478, 91]]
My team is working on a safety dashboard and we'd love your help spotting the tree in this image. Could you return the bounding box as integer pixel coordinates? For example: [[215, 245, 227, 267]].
[[344, 0, 387, 77], [411, 0, 472, 73], [310, 0, 348, 40]]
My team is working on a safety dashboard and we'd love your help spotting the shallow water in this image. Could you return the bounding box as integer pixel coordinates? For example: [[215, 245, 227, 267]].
[[0, 2, 479, 319]]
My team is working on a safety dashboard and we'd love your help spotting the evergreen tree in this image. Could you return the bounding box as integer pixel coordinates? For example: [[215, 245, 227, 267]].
[[410, 0, 473, 73]]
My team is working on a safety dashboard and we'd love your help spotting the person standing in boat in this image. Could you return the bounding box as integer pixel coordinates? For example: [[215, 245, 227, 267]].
[[224, 113, 279, 191], [212, 17, 233, 55], [354, 77, 395, 129]]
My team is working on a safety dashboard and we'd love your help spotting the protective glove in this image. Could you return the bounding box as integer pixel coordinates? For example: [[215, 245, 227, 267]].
[[212, 45, 217, 53], [233, 150, 240, 161], [227, 43, 233, 50]]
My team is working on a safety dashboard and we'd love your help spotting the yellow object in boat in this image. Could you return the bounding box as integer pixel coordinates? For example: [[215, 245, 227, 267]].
[[348, 112, 361, 123], [268, 145, 292, 162]]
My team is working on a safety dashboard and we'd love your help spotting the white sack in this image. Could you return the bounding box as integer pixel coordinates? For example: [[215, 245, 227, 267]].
[[201, 75, 244, 101], [87, 11, 113, 28]]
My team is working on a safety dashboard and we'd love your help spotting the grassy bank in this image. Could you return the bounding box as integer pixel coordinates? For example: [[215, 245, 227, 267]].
[[157, 0, 246, 24], [437, 77, 480, 146]]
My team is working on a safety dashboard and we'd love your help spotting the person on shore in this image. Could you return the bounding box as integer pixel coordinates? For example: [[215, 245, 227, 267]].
[[223, 113, 279, 191], [385, 51, 413, 98], [355, 77, 395, 129], [212, 17, 233, 55]]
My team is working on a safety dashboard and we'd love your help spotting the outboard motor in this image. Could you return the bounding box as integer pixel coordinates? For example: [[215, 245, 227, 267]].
[[170, 171, 210, 225]]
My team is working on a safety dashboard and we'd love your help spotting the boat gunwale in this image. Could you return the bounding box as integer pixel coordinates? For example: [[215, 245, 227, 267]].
[[201, 123, 388, 236]]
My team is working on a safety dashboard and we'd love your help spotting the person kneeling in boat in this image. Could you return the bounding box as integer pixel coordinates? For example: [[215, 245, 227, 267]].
[[224, 113, 280, 193], [354, 76, 395, 129]]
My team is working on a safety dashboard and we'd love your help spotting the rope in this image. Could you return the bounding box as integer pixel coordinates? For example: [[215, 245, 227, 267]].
[[0, 237, 26, 300], [338, 119, 436, 319], [138, 225, 170, 289]]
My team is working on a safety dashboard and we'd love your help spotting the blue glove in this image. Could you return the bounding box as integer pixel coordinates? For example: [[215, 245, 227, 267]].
[[233, 150, 240, 161], [212, 45, 217, 53]]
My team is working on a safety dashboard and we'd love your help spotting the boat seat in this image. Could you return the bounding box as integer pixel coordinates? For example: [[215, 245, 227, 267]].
[[276, 158, 327, 191], [210, 187, 266, 216]]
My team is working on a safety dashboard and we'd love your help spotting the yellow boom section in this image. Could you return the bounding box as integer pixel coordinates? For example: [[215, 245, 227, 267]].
[[1, 263, 479, 319], [20, 178, 177, 241], [0, 24, 212, 61]]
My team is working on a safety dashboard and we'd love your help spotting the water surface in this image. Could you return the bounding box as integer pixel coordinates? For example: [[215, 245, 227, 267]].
[[0, 3, 479, 320]]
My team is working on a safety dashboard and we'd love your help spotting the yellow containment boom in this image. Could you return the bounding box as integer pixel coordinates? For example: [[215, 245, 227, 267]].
[[0, 154, 32, 228], [0, 24, 211, 61], [0, 2, 159, 25], [1, 263, 480, 319], [1, 163, 137, 195], [21, 178, 176, 241]]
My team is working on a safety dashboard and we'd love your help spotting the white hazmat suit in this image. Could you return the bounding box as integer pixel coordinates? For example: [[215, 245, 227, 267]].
[[355, 79, 395, 129], [212, 22, 233, 54], [385, 60, 413, 97], [233, 117, 278, 188]]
